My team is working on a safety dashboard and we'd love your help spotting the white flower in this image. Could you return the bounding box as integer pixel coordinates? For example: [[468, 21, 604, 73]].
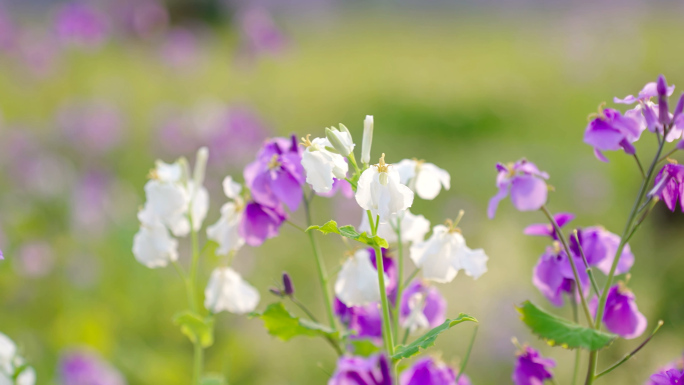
[[358, 210, 430, 244], [204, 267, 260, 314], [15, 367, 35, 385], [355, 154, 414, 223], [0, 333, 16, 375], [334, 249, 386, 307], [222, 176, 242, 199], [395, 159, 450, 200], [207, 202, 245, 256], [325, 124, 355, 156], [143, 178, 190, 235], [0, 333, 35, 385], [402, 292, 430, 334], [132, 208, 179, 268], [300, 136, 349, 193], [361, 115, 373, 164], [410, 224, 488, 283]]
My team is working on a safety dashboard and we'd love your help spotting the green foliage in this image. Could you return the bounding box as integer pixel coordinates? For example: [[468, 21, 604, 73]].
[[392, 314, 477, 361], [250, 302, 339, 342], [173, 311, 215, 348], [516, 301, 617, 351], [201, 374, 226, 385], [349, 339, 382, 357], [306, 220, 388, 249]]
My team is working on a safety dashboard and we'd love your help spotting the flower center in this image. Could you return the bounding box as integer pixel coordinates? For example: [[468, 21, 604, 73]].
[[299, 134, 313, 148], [148, 168, 159, 180], [267, 154, 281, 170], [377, 153, 389, 173]]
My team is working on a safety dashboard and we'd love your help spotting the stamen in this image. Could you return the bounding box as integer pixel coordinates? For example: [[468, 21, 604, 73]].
[[147, 168, 159, 180], [267, 154, 281, 170], [300, 134, 313, 147], [377, 153, 389, 173]]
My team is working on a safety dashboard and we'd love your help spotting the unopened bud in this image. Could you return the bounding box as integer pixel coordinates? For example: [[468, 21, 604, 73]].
[[325, 126, 354, 157], [657, 75, 670, 126], [361, 115, 374, 164], [674, 93, 684, 120], [269, 287, 283, 297], [282, 272, 294, 296]]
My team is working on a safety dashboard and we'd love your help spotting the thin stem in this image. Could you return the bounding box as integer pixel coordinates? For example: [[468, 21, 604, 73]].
[[455, 325, 478, 383], [403, 269, 420, 288], [348, 152, 362, 174], [367, 210, 378, 235], [401, 327, 410, 346], [368, 212, 395, 371], [657, 148, 678, 164], [572, 230, 600, 296], [393, 219, 404, 342], [571, 293, 580, 385], [587, 135, 667, 385], [594, 320, 664, 379], [286, 220, 306, 232], [192, 342, 203, 385], [633, 154, 646, 179], [541, 206, 594, 327], [303, 193, 337, 331], [290, 297, 319, 323], [188, 219, 204, 385]]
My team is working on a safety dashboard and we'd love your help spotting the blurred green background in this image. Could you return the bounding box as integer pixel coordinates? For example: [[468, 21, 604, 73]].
[[1, 1, 684, 384]]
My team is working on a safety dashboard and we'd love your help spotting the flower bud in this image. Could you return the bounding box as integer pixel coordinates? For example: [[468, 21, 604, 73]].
[[361, 115, 374, 164], [325, 126, 354, 157], [657, 75, 670, 126], [269, 287, 283, 297], [282, 272, 294, 296], [674, 93, 684, 120], [193, 147, 209, 188]]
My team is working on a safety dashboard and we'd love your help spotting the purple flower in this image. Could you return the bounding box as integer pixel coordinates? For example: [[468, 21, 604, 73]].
[[488, 159, 549, 219], [55, 3, 109, 48], [570, 226, 634, 275], [59, 349, 126, 385], [244, 135, 305, 211], [523, 212, 575, 240], [400, 357, 468, 385], [647, 356, 684, 385], [400, 280, 447, 329], [532, 244, 589, 307], [328, 354, 392, 385], [615, 79, 675, 105], [512, 345, 555, 385], [160, 28, 203, 71], [57, 101, 125, 155], [238, 7, 287, 58], [584, 108, 643, 162], [334, 299, 383, 343], [589, 284, 647, 339], [651, 163, 684, 212], [239, 201, 286, 246]]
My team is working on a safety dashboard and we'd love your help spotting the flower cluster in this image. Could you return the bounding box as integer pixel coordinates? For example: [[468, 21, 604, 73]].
[[0, 332, 36, 385]]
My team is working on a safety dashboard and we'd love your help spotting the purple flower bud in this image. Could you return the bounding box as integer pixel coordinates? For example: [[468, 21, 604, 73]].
[[674, 93, 684, 120], [589, 284, 647, 339], [328, 354, 392, 385], [532, 245, 589, 307], [524, 212, 574, 239], [657, 75, 669, 97], [657, 75, 671, 126], [488, 159, 549, 218], [282, 272, 294, 296], [268, 287, 283, 297], [512, 345, 555, 385]]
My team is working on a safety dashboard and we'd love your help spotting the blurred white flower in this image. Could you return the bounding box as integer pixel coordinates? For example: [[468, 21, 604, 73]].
[[395, 159, 450, 200], [0, 333, 16, 375], [207, 176, 245, 255], [334, 249, 386, 307], [358, 210, 430, 244], [355, 154, 414, 223], [204, 267, 260, 314], [0, 333, 35, 385], [133, 209, 179, 268], [402, 292, 430, 334], [300, 136, 348, 193], [410, 224, 488, 283]]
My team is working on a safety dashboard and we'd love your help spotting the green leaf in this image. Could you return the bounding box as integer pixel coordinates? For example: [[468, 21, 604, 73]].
[[250, 302, 339, 342], [173, 311, 215, 348], [306, 220, 388, 249], [392, 313, 477, 361], [517, 301, 617, 351], [349, 339, 382, 357], [201, 374, 226, 385]]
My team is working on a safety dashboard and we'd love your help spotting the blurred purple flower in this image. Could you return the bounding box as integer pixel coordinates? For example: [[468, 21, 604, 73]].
[[55, 2, 109, 48], [512, 345, 555, 385], [400, 280, 447, 329], [533, 244, 589, 307], [488, 159, 549, 218], [16, 30, 61, 78], [118, 0, 169, 40], [334, 298, 382, 343], [239, 201, 286, 246], [570, 226, 634, 275], [71, 170, 114, 236], [15, 241, 55, 278], [238, 7, 287, 58], [614, 80, 675, 105], [523, 212, 574, 240], [650, 163, 684, 212], [160, 28, 203, 71], [584, 107, 643, 162], [57, 101, 125, 155], [59, 349, 126, 385], [244, 135, 304, 211], [0, 5, 17, 52], [400, 357, 470, 385], [649, 370, 684, 385], [589, 284, 647, 339], [328, 354, 392, 385]]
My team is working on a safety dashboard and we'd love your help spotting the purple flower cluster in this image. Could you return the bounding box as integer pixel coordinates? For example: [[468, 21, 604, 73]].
[[488, 159, 549, 218], [240, 136, 304, 246], [512, 345, 555, 385]]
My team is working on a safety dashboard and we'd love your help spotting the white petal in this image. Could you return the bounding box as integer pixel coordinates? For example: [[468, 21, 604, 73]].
[[132, 223, 179, 268], [190, 184, 209, 231], [222, 176, 242, 199], [15, 367, 35, 385], [301, 138, 346, 193], [354, 168, 376, 212], [334, 249, 383, 306], [395, 159, 417, 185], [409, 225, 462, 283], [0, 333, 16, 375], [206, 203, 245, 255], [144, 180, 190, 229], [397, 211, 431, 244], [155, 160, 183, 183], [414, 163, 450, 200], [457, 247, 489, 279], [204, 267, 260, 314]]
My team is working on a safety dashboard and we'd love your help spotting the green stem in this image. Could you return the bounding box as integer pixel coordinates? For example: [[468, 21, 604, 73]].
[[403, 269, 420, 288], [541, 206, 594, 327], [193, 341, 203, 385], [587, 136, 667, 385], [633, 154, 646, 179], [188, 217, 204, 385], [594, 321, 663, 379], [303, 193, 337, 331], [571, 292, 580, 385], [572, 230, 600, 296], [455, 325, 478, 383], [348, 152, 362, 174], [291, 298, 343, 356], [393, 219, 404, 342], [657, 148, 678, 164]]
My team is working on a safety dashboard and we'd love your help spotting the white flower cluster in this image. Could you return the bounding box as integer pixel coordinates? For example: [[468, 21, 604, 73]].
[[0, 333, 35, 385]]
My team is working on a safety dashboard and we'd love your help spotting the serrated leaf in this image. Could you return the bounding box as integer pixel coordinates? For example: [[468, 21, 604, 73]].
[[173, 311, 215, 348], [201, 374, 226, 385], [349, 339, 382, 357], [306, 220, 388, 249], [517, 301, 617, 351], [250, 302, 340, 342], [392, 313, 477, 361]]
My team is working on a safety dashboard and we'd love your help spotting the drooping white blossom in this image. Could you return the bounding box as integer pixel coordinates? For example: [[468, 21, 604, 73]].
[[325, 124, 355, 157], [358, 210, 430, 245], [395, 159, 451, 200], [204, 267, 260, 314], [402, 292, 430, 334], [334, 249, 386, 307], [207, 176, 246, 255], [355, 154, 414, 224], [361, 115, 374, 164], [133, 208, 179, 268], [410, 224, 488, 283], [300, 136, 349, 193]]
